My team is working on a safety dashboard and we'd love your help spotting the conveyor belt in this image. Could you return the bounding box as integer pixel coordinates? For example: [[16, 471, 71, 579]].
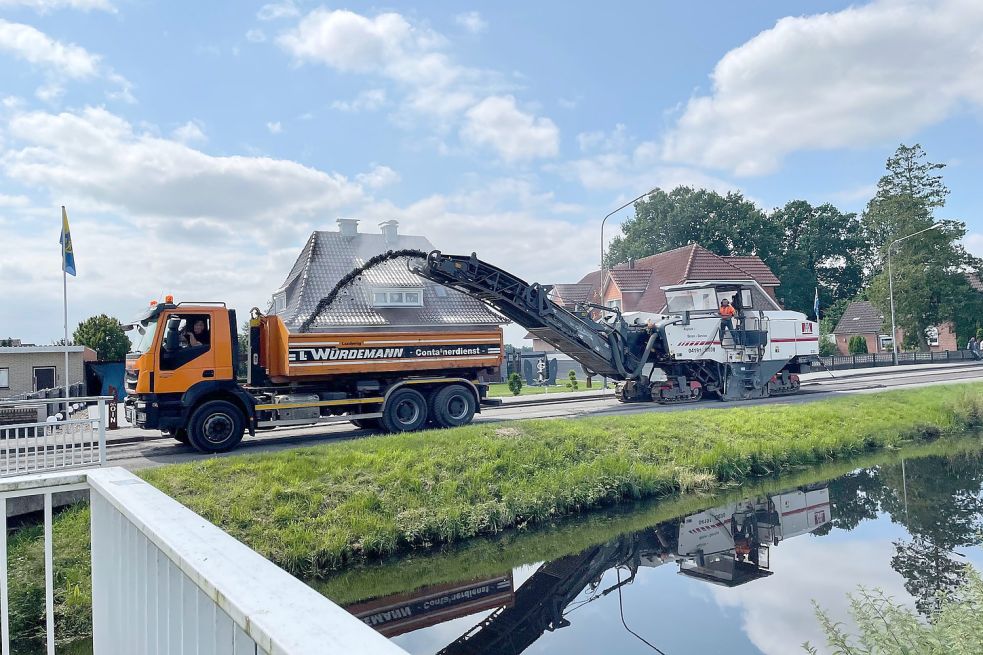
[[417, 252, 628, 378]]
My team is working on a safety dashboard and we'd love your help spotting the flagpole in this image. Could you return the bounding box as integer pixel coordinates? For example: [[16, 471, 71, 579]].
[[62, 207, 70, 417]]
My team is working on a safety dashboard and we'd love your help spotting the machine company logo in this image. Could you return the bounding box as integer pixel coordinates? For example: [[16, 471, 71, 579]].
[[289, 344, 501, 363], [801, 322, 814, 334]]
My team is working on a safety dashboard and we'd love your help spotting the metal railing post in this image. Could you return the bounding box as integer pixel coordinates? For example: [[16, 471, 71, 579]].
[[44, 492, 55, 655], [98, 398, 107, 466]]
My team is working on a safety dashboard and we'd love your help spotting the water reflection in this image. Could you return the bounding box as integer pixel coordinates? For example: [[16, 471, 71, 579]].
[[330, 450, 983, 655], [346, 485, 833, 653]]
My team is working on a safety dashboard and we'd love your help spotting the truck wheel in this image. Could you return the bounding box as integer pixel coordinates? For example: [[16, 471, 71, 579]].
[[350, 418, 381, 430], [381, 388, 428, 433], [162, 428, 189, 444], [430, 385, 476, 428], [188, 400, 245, 453]]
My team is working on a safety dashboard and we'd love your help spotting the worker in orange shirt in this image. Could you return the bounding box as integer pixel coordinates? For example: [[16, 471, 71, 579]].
[[719, 298, 736, 342]]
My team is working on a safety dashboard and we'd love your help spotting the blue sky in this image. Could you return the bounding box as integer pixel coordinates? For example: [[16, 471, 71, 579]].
[[2, 0, 982, 344]]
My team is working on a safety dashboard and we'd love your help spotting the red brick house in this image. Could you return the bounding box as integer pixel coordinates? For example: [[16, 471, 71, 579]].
[[527, 244, 781, 351], [831, 301, 957, 354]]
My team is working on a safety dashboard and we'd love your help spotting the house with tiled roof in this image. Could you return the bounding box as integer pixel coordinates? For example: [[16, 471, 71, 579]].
[[831, 300, 956, 354], [271, 218, 505, 334], [527, 244, 781, 352]]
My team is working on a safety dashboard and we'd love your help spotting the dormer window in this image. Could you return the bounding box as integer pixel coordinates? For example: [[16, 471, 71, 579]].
[[272, 292, 286, 313], [372, 287, 423, 307]]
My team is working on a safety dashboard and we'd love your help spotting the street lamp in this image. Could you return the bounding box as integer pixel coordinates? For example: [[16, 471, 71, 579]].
[[888, 222, 943, 365], [600, 187, 658, 272]]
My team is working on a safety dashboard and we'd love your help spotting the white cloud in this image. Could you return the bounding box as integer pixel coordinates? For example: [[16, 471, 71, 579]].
[[0, 19, 100, 78], [461, 95, 559, 161], [171, 120, 206, 144], [1, 107, 365, 228], [355, 164, 400, 189], [257, 0, 298, 21], [0, 19, 134, 102], [245, 29, 266, 43], [663, 0, 983, 176], [277, 8, 557, 159], [455, 11, 487, 34], [0, 0, 114, 12], [266, 120, 282, 134], [330, 88, 386, 112]]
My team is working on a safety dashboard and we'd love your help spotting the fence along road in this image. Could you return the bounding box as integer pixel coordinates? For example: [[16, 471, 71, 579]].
[[0, 395, 108, 477]]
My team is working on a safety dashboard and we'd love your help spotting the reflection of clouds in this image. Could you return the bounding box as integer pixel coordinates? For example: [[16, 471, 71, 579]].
[[709, 527, 914, 655]]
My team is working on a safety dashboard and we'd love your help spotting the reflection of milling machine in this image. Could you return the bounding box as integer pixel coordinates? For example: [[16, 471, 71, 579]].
[[433, 485, 832, 655]]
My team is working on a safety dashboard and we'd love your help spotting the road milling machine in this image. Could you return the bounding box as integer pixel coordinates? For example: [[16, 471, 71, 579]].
[[417, 251, 818, 403]]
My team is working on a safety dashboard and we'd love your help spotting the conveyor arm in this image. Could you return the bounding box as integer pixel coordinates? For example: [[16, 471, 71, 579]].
[[416, 251, 633, 378]]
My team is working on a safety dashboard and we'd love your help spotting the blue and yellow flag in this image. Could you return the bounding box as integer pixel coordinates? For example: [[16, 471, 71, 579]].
[[60, 206, 76, 276]]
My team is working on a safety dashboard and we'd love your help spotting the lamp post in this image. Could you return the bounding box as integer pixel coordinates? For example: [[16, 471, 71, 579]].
[[600, 188, 658, 272], [888, 223, 943, 365]]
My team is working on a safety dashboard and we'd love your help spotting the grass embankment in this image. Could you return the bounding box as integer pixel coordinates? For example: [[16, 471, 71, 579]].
[[7, 383, 983, 648], [140, 383, 983, 576], [486, 380, 594, 397]]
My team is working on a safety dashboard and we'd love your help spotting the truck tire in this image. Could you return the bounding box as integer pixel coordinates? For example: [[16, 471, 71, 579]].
[[162, 428, 189, 444], [429, 385, 476, 428], [350, 418, 382, 431], [381, 388, 428, 433], [187, 400, 245, 453]]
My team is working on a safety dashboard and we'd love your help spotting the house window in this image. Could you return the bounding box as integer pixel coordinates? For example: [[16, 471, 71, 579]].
[[0, 368, 8, 389], [272, 292, 286, 313], [372, 288, 424, 307], [926, 326, 940, 347], [879, 335, 894, 351], [606, 299, 622, 311]]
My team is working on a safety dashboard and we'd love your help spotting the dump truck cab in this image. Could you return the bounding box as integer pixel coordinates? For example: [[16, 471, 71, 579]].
[[124, 301, 254, 448]]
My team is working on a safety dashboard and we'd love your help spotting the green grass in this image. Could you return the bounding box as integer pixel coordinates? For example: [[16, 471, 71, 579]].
[[486, 379, 596, 396], [138, 383, 983, 576], [7, 382, 983, 647]]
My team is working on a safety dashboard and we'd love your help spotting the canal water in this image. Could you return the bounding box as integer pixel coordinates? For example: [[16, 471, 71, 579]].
[[318, 446, 983, 655]]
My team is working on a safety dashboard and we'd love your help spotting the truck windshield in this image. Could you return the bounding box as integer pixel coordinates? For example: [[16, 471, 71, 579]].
[[129, 319, 158, 354]]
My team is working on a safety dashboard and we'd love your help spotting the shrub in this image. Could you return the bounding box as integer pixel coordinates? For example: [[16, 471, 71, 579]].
[[805, 568, 983, 654], [847, 335, 869, 354], [566, 370, 578, 390], [507, 372, 523, 396]]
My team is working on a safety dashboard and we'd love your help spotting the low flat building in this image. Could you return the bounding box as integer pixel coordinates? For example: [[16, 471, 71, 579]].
[[0, 345, 96, 399]]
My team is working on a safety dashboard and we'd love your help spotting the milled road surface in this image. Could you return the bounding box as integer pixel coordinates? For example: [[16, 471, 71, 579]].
[[107, 362, 983, 470]]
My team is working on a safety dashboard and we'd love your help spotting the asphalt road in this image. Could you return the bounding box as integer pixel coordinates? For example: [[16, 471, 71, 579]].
[[107, 363, 983, 471]]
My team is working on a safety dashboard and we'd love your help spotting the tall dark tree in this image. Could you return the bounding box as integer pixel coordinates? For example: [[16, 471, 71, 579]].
[[863, 144, 982, 347], [769, 200, 865, 314], [606, 187, 778, 266], [73, 314, 131, 361]]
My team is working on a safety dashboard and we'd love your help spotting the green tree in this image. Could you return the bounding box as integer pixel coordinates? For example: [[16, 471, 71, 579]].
[[847, 335, 868, 354], [606, 187, 779, 266], [507, 372, 523, 396], [606, 187, 865, 316], [72, 314, 131, 360], [566, 369, 578, 390], [864, 144, 982, 348], [238, 321, 250, 379]]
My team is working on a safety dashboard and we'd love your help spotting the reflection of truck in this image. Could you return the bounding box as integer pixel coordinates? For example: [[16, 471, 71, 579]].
[[124, 300, 502, 452]]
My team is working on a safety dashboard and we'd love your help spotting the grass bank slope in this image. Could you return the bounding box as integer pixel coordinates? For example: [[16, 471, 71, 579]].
[[140, 383, 983, 577]]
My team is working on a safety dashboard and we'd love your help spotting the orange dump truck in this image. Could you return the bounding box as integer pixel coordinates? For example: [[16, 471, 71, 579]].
[[124, 301, 503, 452]]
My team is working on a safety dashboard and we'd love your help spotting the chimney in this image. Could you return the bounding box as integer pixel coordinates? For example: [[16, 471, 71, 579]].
[[379, 220, 399, 247], [337, 218, 359, 238], [627, 257, 635, 269]]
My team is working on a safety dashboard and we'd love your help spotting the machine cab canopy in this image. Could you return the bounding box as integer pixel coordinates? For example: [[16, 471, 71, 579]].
[[662, 280, 780, 314]]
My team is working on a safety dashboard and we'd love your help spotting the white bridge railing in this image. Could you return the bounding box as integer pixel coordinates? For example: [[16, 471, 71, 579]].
[[0, 468, 409, 655], [0, 396, 109, 477]]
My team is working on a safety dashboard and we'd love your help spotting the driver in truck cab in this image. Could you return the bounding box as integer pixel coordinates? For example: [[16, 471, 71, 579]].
[[182, 318, 210, 347]]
